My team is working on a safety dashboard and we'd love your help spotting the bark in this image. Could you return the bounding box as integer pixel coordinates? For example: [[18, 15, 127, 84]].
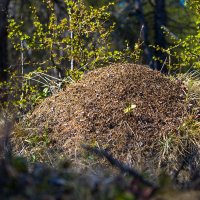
[[0, 0, 10, 103], [134, 0, 153, 66], [0, 0, 10, 82], [153, 0, 167, 73]]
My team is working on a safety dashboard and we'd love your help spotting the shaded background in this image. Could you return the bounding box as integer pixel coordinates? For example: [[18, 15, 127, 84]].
[[0, 0, 194, 84]]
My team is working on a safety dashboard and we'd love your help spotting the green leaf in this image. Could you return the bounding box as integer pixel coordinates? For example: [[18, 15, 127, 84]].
[[123, 104, 136, 113]]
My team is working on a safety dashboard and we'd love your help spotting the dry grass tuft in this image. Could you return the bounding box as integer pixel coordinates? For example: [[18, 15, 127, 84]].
[[158, 71, 200, 182]]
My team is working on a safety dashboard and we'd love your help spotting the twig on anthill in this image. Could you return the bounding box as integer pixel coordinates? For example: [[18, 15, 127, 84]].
[[82, 144, 158, 190]]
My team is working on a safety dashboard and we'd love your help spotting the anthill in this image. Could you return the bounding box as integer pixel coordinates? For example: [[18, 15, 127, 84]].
[[21, 63, 187, 170]]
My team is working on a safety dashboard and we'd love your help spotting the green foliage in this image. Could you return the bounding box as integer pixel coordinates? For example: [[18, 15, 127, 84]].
[[187, 0, 200, 15], [6, 0, 140, 113], [156, 0, 200, 71], [8, 0, 139, 69], [84, 0, 115, 8]]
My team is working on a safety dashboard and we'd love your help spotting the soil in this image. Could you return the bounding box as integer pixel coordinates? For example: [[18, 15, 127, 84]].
[[26, 63, 187, 168]]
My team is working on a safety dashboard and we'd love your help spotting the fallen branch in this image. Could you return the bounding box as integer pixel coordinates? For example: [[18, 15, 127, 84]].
[[82, 144, 158, 190]]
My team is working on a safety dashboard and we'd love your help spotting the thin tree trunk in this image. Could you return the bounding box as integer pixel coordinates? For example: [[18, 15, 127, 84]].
[[134, 0, 152, 66], [153, 0, 167, 73]]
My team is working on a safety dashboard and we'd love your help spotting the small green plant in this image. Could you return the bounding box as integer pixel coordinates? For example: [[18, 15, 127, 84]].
[[123, 103, 136, 114]]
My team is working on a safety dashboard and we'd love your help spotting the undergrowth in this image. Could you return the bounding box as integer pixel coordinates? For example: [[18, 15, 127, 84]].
[[157, 71, 200, 182]]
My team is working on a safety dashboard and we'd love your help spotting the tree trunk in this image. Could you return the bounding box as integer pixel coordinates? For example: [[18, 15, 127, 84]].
[[154, 0, 167, 73], [0, 0, 10, 82], [134, 0, 153, 66], [0, 0, 10, 103]]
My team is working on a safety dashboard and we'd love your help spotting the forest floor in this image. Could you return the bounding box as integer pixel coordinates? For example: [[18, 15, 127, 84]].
[[6, 63, 200, 199]]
